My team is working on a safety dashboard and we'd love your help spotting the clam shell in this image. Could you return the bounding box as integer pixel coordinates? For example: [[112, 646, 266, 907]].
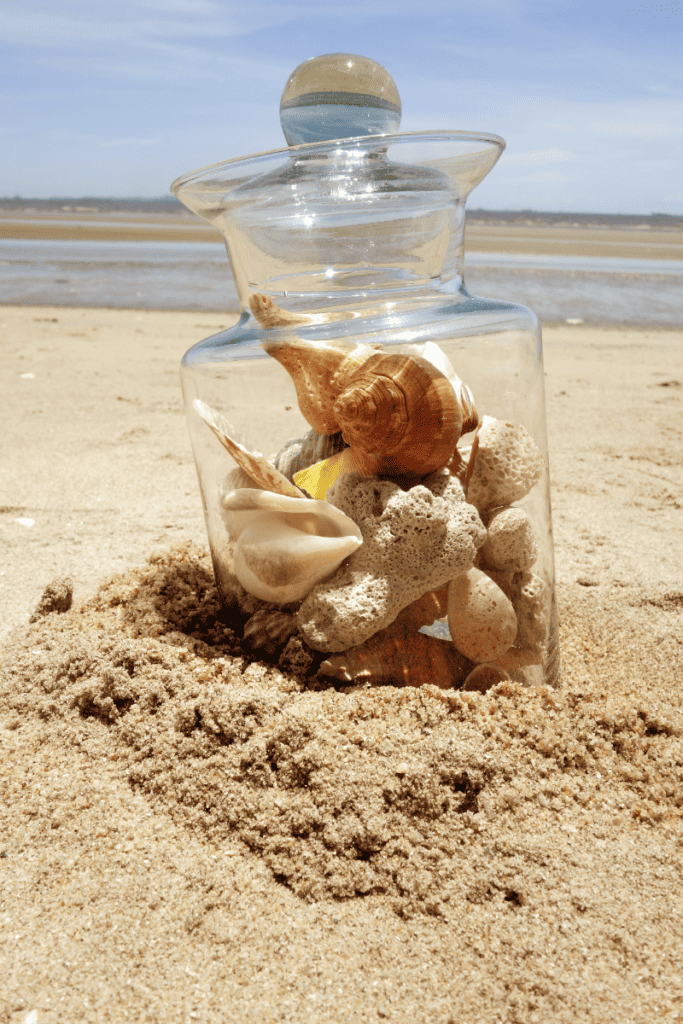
[[194, 399, 304, 499], [447, 566, 518, 663], [221, 487, 363, 605], [273, 429, 347, 483], [333, 352, 462, 478]]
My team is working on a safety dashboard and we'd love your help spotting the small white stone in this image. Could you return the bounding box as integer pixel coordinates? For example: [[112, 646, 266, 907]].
[[480, 506, 538, 572], [448, 567, 518, 663]]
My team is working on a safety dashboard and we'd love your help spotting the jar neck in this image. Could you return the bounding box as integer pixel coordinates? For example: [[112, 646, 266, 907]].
[[213, 198, 468, 314]]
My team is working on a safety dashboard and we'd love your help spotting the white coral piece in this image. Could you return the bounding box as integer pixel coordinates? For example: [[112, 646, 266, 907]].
[[480, 506, 539, 572], [297, 470, 486, 652], [466, 416, 544, 511]]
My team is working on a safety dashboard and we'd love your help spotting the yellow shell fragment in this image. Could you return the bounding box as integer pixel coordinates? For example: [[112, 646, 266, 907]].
[[293, 449, 364, 500], [194, 399, 305, 499]]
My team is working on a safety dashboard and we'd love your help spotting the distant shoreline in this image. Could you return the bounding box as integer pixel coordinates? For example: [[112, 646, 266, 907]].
[[1, 196, 682, 232]]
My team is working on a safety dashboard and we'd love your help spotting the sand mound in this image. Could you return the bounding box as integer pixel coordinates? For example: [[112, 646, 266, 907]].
[[3, 545, 682, 933]]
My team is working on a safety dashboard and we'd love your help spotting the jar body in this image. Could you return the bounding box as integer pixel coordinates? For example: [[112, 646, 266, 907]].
[[181, 290, 560, 690]]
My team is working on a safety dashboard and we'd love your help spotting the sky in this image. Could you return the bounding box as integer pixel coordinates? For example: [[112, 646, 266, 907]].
[[2, 0, 683, 213]]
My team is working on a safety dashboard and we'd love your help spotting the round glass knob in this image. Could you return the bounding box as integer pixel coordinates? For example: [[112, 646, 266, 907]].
[[279, 52, 402, 146]]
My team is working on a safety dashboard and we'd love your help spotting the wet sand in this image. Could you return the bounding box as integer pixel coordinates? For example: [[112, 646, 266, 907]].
[[2, 211, 683, 261], [1, 305, 683, 1023]]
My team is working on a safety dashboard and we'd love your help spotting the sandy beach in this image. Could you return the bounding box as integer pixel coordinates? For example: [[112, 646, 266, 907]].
[[2, 304, 683, 1022]]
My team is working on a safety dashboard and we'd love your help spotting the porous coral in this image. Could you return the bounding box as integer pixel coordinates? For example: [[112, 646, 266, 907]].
[[297, 471, 486, 652], [466, 417, 544, 512]]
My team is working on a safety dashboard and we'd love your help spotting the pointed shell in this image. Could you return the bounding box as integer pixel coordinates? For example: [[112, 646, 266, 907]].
[[262, 336, 379, 435], [333, 352, 462, 478], [249, 292, 312, 329], [221, 487, 363, 605], [393, 341, 479, 434], [194, 399, 305, 498]]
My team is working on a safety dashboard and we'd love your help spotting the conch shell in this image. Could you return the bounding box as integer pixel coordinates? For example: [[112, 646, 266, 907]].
[[194, 399, 304, 498], [221, 487, 362, 605], [262, 336, 379, 435], [394, 341, 479, 434], [333, 352, 462, 478]]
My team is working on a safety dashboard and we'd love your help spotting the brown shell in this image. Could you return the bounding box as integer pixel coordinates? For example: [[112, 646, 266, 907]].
[[332, 353, 462, 478], [262, 336, 379, 435], [319, 624, 472, 689], [318, 587, 460, 688]]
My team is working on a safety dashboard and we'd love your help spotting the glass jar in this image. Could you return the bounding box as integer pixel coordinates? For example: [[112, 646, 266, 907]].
[[171, 54, 560, 690]]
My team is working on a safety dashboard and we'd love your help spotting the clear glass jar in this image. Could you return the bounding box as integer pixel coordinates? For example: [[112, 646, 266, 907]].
[[171, 54, 560, 690]]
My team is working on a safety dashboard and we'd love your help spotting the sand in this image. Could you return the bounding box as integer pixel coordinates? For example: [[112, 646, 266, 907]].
[[1, 305, 683, 1023], [2, 211, 683, 260]]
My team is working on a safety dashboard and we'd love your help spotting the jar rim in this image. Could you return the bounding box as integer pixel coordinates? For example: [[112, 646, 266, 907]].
[[170, 129, 506, 196]]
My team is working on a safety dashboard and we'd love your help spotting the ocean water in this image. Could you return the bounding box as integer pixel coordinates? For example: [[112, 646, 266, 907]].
[[1, 237, 682, 327]]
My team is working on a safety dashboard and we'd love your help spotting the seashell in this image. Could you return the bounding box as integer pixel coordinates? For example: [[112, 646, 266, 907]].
[[273, 429, 347, 483], [262, 336, 379, 435], [393, 341, 479, 434], [194, 399, 305, 499], [318, 621, 472, 689], [494, 644, 543, 671], [221, 487, 362, 605], [242, 608, 299, 656], [447, 566, 518, 663], [465, 416, 544, 512], [480, 506, 539, 573], [249, 292, 312, 329], [393, 587, 449, 631], [333, 352, 462, 479]]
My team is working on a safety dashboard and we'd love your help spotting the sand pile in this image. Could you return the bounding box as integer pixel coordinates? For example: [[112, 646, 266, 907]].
[[2, 542, 683, 1020]]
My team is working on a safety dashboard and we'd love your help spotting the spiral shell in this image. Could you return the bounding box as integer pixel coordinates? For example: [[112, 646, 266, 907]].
[[394, 341, 479, 434], [262, 336, 379, 435], [332, 352, 462, 478]]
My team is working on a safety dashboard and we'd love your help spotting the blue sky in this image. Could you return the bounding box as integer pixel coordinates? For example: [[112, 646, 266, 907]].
[[3, 0, 682, 212]]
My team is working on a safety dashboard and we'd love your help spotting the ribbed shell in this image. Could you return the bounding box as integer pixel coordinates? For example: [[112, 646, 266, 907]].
[[332, 352, 462, 478]]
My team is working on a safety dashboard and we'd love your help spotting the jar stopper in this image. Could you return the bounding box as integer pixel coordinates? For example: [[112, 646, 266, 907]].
[[279, 52, 402, 146]]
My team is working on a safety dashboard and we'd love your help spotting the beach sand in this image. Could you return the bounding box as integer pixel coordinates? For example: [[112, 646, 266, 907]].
[[1, 305, 683, 1023]]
